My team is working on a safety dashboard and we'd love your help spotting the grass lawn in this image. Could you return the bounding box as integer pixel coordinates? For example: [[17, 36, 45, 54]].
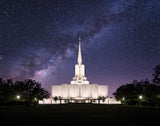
[[0, 104, 160, 126]]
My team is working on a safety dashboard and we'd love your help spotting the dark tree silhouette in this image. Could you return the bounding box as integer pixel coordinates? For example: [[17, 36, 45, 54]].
[[102, 96, 106, 103], [113, 79, 160, 106], [113, 65, 160, 106], [53, 96, 58, 103], [97, 96, 106, 104], [98, 96, 101, 104], [0, 78, 50, 106], [152, 65, 160, 85], [58, 96, 62, 104]]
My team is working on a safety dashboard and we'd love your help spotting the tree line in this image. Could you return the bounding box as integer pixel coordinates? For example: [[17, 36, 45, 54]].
[[0, 79, 49, 106], [113, 65, 160, 106]]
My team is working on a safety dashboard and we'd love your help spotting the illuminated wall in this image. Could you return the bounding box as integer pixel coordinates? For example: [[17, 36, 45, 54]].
[[61, 84, 69, 98], [52, 84, 108, 99], [52, 85, 61, 97], [91, 84, 98, 98], [81, 84, 91, 98], [75, 64, 85, 77], [69, 84, 79, 97], [98, 85, 108, 97]]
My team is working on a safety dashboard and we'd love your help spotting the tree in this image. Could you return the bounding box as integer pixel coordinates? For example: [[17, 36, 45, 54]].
[[101, 96, 106, 103], [0, 78, 15, 105], [58, 96, 62, 104], [97, 96, 106, 104], [98, 96, 101, 104], [113, 78, 160, 106], [142, 84, 160, 106], [0, 78, 50, 106], [24, 79, 50, 101], [152, 65, 160, 85], [53, 96, 58, 103], [113, 80, 145, 105]]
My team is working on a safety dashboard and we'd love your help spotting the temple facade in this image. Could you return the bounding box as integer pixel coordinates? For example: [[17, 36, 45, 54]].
[[51, 38, 108, 103]]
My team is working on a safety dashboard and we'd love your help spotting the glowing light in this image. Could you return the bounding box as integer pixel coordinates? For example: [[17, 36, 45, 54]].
[[122, 97, 125, 100], [139, 95, 143, 99], [16, 95, 20, 99]]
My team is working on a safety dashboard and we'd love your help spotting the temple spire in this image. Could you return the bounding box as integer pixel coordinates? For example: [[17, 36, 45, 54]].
[[78, 37, 82, 65]]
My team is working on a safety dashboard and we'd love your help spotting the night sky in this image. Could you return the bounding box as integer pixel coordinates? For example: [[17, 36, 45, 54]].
[[0, 0, 160, 97]]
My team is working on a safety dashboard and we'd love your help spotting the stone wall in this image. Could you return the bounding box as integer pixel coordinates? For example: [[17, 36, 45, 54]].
[[52, 84, 108, 99]]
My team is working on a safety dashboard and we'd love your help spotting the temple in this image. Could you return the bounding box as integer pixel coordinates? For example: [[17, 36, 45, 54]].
[[51, 37, 108, 103]]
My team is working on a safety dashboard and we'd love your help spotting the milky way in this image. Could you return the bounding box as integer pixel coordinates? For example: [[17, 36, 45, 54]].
[[0, 0, 160, 96]]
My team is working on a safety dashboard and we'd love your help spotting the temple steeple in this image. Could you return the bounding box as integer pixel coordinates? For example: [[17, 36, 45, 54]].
[[78, 37, 82, 65], [70, 37, 89, 85]]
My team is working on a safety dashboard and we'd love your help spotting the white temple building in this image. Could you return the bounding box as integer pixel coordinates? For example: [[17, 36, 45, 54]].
[[39, 38, 120, 104]]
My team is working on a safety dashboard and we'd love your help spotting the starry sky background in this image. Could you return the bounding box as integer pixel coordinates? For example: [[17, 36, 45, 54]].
[[0, 0, 160, 97]]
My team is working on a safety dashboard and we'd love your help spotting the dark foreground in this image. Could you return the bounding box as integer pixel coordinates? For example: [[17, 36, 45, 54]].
[[1, 104, 160, 126]]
